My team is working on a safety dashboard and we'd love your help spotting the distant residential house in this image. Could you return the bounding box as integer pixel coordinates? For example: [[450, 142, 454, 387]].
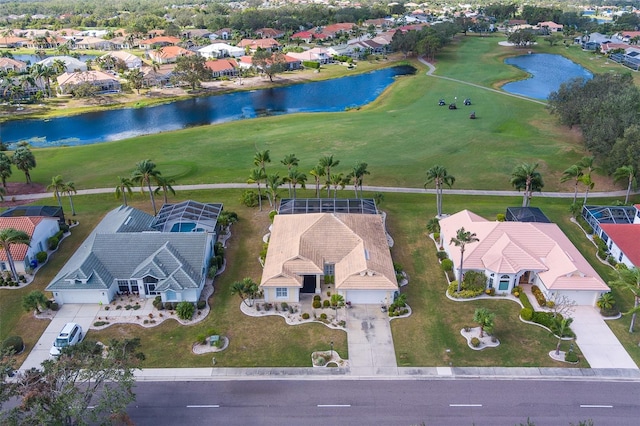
[[255, 28, 285, 39], [364, 18, 389, 29], [108, 36, 133, 50], [182, 29, 212, 40], [0, 216, 61, 274], [440, 210, 610, 306], [283, 54, 302, 70], [24, 35, 67, 49], [198, 43, 244, 59], [0, 57, 27, 73], [140, 64, 173, 87], [74, 36, 113, 50], [37, 56, 87, 72], [101, 51, 142, 69], [583, 205, 640, 269], [205, 59, 239, 78], [618, 31, 640, 43], [0, 205, 65, 226], [0, 36, 28, 48], [210, 28, 232, 41], [138, 36, 181, 50], [538, 21, 563, 33], [46, 201, 222, 305], [286, 47, 332, 64], [319, 23, 356, 38], [147, 46, 194, 64], [348, 39, 386, 56], [290, 31, 314, 43], [600, 42, 631, 54], [56, 70, 121, 95], [237, 38, 281, 52]]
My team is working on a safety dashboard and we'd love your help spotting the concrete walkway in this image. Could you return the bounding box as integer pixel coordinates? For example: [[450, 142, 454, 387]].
[[571, 306, 638, 369], [20, 304, 100, 371], [345, 305, 398, 376]]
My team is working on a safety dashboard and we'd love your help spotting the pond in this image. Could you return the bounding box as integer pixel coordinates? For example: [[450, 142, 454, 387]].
[[12, 54, 99, 65], [0, 65, 415, 148], [502, 53, 593, 100]]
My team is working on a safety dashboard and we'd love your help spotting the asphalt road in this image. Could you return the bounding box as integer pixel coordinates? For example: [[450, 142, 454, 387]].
[[128, 379, 640, 426]]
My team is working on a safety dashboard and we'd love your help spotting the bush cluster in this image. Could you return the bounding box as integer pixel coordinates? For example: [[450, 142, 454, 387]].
[[197, 300, 206, 310], [531, 285, 547, 307], [441, 259, 453, 272], [436, 251, 448, 261], [302, 313, 310, 320], [241, 190, 258, 207], [1, 336, 24, 354], [93, 321, 109, 327], [592, 235, 609, 260], [565, 351, 579, 363], [176, 301, 195, 320], [312, 300, 321, 309], [322, 300, 330, 308], [470, 337, 480, 348], [35, 251, 48, 264], [447, 281, 485, 299], [302, 60, 320, 69], [520, 307, 533, 321], [531, 311, 559, 329]]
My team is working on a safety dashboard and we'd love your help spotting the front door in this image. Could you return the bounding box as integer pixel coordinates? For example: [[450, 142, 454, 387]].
[[301, 275, 316, 293]]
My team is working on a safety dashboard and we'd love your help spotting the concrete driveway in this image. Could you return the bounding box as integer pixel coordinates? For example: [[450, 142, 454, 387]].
[[345, 305, 398, 376], [20, 304, 100, 371], [572, 306, 638, 369]]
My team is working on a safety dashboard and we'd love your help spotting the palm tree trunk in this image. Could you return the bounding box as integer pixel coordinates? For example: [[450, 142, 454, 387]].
[[122, 189, 128, 207], [292, 184, 297, 200], [573, 182, 578, 205], [583, 188, 589, 205], [630, 296, 638, 333], [457, 249, 464, 292], [4, 248, 18, 282], [147, 181, 157, 215], [625, 178, 632, 204], [68, 195, 76, 216]]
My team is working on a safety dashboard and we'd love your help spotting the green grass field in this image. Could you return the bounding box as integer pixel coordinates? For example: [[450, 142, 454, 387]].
[[2, 35, 639, 368]]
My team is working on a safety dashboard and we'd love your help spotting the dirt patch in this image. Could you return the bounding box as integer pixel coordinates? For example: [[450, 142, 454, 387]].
[[2, 182, 47, 207]]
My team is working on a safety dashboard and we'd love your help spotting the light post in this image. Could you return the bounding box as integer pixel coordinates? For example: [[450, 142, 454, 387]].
[[330, 341, 334, 360]]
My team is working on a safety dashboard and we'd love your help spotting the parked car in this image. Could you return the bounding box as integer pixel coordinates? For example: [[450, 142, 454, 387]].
[[50, 322, 82, 357]]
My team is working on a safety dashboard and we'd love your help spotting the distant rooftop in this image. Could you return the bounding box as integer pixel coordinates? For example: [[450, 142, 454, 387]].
[[278, 198, 378, 215]]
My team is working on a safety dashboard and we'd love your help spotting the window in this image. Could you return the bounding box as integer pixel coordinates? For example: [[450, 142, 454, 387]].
[[324, 263, 335, 276], [619, 252, 624, 262], [276, 288, 288, 298], [498, 275, 510, 291], [166, 290, 177, 301], [117, 280, 130, 292]]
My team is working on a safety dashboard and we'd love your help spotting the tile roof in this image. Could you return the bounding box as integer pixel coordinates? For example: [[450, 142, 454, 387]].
[[600, 224, 640, 267], [261, 213, 397, 291], [205, 59, 238, 72], [440, 210, 609, 292], [0, 217, 50, 261]]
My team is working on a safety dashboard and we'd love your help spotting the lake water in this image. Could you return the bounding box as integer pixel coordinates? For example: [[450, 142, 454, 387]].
[[502, 54, 593, 100], [0, 65, 415, 148], [12, 54, 98, 65]]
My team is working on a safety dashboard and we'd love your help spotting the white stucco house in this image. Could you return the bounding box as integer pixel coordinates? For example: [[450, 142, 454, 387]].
[[47, 201, 222, 305], [260, 201, 398, 305], [0, 216, 61, 274], [440, 210, 610, 306]]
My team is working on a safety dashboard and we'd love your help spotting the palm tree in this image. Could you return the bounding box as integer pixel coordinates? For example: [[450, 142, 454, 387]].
[[231, 277, 259, 307], [613, 165, 636, 205], [426, 217, 441, 245], [578, 156, 597, 205], [560, 164, 583, 205], [0, 152, 12, 188], [0, 228, 31, 282], [597, 292, 616, 314], [578, 173, 595, 205], [266, 173, 282, 207], [450, 227, 479, 292], [253, 149, 271, 174], [63, 181, 77, 215], [285, 168, 306, 199], [154, 176, 176, 204], [131, 159, 161, 215], [280, 154, 299, 197], [319, 155, 340, 197], [425, 165, 455, 217], [350, 161, 370, 198], [115, 176, 134, 206], [309, 165, 325, 198], [609, 267, 640, 333], [47, 175, 65, 208], [473, 307, 495, 337], [11, 145, 36, 184], [510, 163, 544, 207], [247, 168, 267, 211], [554, 317, 573, 355]]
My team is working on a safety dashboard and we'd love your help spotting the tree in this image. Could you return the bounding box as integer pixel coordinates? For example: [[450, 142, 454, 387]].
[[510, 163, 544, 207], [613, 165, 636, 205], [171, 54, 209, 90], [266, 173, 282, 207], [115, 176, 134, 206], [61, 181, 77, 216], [609, 267, 640, 333], [473, 307, 495, 337], [247, 168, 267, 211], [560, 164, 583, 205], [578, 173, 595, 205], [253, 149, 271, 174], [131, 159, 161, 215], [154, 175, 176, 204], [231, 277, 259, 307], [22, 290, 48, 314], [280, 154, 299, 196], [285, 168, 306, 200], [0, 228, 30, 282], [577, 156, 597, 205], [349, 161, 370, 198], [0, 152, 11, 188], [319, 155, 339, 197], [47, 174, 65, 208], [309, 165, 325, 198], [425, 165, 455, 217], [252, 49, 286, 82], [125, 69, 144, 94], [450, 227, 479, 292], [597, 292, 616, 313], [11, 145, 36, 184], [554, 317, 573, 355], [2, 338, 144, 425]]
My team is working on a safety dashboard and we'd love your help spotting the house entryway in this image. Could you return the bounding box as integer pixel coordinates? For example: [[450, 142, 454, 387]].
[[301, 275, 316, 293]]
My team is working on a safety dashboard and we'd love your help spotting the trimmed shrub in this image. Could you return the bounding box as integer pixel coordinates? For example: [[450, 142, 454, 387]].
[[197, 300, 206, 310], [302, 60, 320, 69], [312, 300, 321, 309], [520, 307, 533, 321], [485, 288, 495, 296], [35, 251, 48, 264], [302, 313, 310, 320], [441, 259, 454, 272], [47, 236, 59, 250], [196, 334, 207, 345], [281, 302, 288, 310], [531, 311, 557, 328], [496, 213, 506, 222], [241, 190, 258, 207], [93, 321, 109, 327], [319, 313, 327, 320], [470, 337, 480, 348], [313, 295, 321, 301], [176, 301, 195, 320], [393, 262, 403, 273], [50, 302, 59, 311], [433, 232, 440, 242], [436, 251, 448, 260], [322, 300, 330, 308], [447, 281, 484, 299], [565, 351, 579, 363], [152, 296, 162, 308], [1, 336, 24, 354]]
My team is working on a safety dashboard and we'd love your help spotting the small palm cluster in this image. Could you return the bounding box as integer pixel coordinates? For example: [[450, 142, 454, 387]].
[[47, 175, 77, 215], [247, 150, 371, 211], [115, 159, 175, 215]]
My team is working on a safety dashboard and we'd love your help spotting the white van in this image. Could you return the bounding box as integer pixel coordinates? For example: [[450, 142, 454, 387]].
[[50, 322, 83, 357]]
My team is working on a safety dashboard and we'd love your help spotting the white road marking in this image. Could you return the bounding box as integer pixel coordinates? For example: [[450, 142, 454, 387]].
[[580, 405, 613, 408], [317, 404, 351, 408], [449, 404, 483, 407], [186, 405, 220, 408]]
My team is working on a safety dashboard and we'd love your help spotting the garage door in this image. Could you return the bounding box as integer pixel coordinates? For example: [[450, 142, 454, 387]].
[[57, 291, 107, 305], [558, 291, 597, 306], [346, 290, 389, 305]]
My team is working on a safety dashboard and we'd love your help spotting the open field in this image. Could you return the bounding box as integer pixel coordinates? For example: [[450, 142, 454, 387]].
[[2, 35, 639, 368]]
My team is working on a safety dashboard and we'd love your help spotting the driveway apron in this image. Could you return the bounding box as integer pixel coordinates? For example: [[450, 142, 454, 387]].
[[572, 306, 638, 369], [346, 305, 398, 376]]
